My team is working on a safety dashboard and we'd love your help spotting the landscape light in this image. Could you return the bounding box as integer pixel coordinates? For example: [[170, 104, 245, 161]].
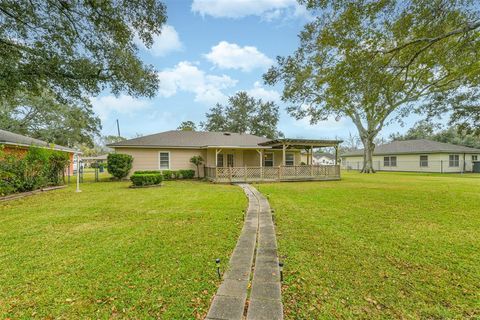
[[216, 258, 221, 279], [279, 261, 284, 282]]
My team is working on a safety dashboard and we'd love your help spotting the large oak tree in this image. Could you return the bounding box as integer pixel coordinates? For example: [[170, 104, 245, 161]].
[[264, 0, 480, 172], [0, 0, 167, 146]]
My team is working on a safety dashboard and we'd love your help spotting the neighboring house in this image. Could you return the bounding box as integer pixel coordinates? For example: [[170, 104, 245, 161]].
[[108, 130, 342, 182], [0, 129, 79, 175], [301, 152, 336, 165], [82, 154, 108, 168], [341, 139, 480, 173]]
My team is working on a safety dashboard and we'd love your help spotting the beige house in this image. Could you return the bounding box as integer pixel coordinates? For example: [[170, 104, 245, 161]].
[[341, 139, 480, 173], [108, 130, 342, 182]]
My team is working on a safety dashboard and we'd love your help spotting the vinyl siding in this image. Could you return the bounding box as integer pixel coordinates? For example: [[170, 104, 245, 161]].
[[342, 153, 480, 173]]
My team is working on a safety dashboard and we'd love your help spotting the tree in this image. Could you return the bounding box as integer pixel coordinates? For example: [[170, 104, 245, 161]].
[[189, 155, 204, 179], [264, 1, 480, 173], [1, 0, 166, 102], [391, 121, 480, 149], [201, 91, 283, 139], [0, 90, 101, 147], [177, 121, 197, 131]]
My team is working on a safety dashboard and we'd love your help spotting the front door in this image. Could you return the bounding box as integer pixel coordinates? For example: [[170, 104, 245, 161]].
[[227, 153, 234, 167]]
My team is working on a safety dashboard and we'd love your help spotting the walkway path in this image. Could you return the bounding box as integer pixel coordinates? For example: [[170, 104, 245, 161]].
[[206, 184, 283, 320]]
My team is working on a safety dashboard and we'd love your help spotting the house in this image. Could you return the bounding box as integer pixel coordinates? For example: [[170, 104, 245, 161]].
[[107, 130, 343, 182], [341, 139, 480, 173], [0, 129, 79, 175], [301, 152, 336, 165], [82, 154, 108, 168]]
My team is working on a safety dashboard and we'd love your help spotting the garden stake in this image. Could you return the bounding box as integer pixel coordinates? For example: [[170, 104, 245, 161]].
[[216, 258, 221, 279], [279, 262, 284, 282]]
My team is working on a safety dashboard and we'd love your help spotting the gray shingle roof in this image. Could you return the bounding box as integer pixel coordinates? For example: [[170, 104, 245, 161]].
[[0, 129, 77, 153], [342, 139, 480, 156], [107, 130, 271, 148]]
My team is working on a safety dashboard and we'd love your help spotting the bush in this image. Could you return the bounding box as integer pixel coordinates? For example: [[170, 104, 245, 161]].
[[107, 153, 133, 179], [134, 170, 162, 174], [177, 169, 195, 179], [0, 146, 70, 196], [130, 173, 163, 186], [161, 170, 175, 180]]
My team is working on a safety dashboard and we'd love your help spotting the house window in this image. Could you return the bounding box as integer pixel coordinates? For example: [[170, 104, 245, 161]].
[[473, 155, 478, 161], [449, 154, 459, 167], [217, 153, 224, 167], [227, 154, 234, 167], [264, 152, 273, 167], [384, 156, 397, 167], [420, 155, 428, 167], [159, 152, 170, 170], [285, 153, 295, 166]]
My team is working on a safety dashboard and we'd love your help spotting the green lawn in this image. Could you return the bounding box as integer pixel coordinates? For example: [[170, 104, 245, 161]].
[[0, 180, 245, 319], [256, 172, 480, 319]]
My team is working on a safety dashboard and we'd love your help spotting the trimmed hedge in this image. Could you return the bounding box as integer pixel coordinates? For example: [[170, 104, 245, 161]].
[[161, 169, 195, 180], [135, 170, 162, 174], [178, 169, 195, 179], [130, 173, 163, 186]]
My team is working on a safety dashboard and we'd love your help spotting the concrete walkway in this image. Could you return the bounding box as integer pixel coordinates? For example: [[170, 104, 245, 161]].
[[206, 184, 283, 320]]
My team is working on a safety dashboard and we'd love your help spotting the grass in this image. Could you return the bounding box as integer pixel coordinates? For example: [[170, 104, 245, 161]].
[[256, 171, 480, 319], [0, 179, 245, 319]]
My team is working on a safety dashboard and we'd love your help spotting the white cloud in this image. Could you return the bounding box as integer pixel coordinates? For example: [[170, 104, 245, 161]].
[[191, 0, 307, 20], [137, 25, 182, 57], [246, 81, 281, 102], [157, 61, 238, 104], [91, 95, 151, 120], [205, 41, 273, 72]]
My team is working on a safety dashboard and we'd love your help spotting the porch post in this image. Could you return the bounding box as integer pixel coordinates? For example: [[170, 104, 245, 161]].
[[334, 145, 339, 165], [310, 145, 314, 176], [282, 143, 286, 166]]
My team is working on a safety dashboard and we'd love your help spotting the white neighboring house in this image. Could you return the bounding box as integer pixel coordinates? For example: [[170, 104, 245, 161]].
[[341, 139, 480, 173], [301, 152, 336, 165]]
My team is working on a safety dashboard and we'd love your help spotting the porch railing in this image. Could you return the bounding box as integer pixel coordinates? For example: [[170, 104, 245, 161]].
[[204, 165, 340, 183]]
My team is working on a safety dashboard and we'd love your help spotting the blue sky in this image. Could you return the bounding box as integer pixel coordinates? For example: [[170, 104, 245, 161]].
[[92, 0, 419, 140]]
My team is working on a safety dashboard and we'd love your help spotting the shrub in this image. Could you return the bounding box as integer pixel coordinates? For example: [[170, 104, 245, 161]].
[[107, 153, 133, 179], [161, 170, 175, 180], [177, 169, 195, 179], [134, 170, 162, 174], [130, 173, 163, 186], [0, 146, 70, 196]]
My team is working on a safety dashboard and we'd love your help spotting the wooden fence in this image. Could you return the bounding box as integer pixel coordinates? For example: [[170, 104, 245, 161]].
[[204, 165, 340, 183]]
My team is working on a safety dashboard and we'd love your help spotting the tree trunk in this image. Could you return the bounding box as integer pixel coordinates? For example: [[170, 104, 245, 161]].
[[361, 135, 376, 173]]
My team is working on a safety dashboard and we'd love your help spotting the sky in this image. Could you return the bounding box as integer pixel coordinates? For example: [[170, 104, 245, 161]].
[[92, 0, 420, 140]]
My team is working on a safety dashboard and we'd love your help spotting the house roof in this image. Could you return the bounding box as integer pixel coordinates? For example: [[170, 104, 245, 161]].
[[314, 153, 335, 160], [342, 139, 480, 156], [82, 154, 108, 161], [107, 130, 271, 149], [259, 138, 342, 148], [0, 129, 77, 153]]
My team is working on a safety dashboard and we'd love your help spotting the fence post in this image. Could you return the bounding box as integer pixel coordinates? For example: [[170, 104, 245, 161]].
[[229, 166, 232, 183], [441, 160, 443, 173], [67, 165, 70, 184], [278, 166, 281, 180]]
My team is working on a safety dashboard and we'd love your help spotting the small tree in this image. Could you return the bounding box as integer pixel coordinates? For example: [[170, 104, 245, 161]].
[[107, 153, 133, 180], [177, 121, 197, 131], [189, 155, 204, 179]]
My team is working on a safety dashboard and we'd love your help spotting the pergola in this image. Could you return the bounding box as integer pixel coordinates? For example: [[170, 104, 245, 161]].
[[259, 138, 343, 166]]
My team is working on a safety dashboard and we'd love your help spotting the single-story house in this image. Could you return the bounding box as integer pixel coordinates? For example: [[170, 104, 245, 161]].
[[82, 154, 108, 168], [341, 139, 480, 173], [301, 152, 336, 165], [107, 130, 343, 182], [0, 129, 79, 175]]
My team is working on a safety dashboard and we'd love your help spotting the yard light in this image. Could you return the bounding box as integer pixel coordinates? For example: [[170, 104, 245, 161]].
[[76, 153, 81, 193], [279, 261, 284, 282], [216, 258, 221, 279]]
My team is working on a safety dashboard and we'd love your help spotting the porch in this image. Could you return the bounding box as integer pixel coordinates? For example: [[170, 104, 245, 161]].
[[205, 138, 342, 183], [205, 164, 341, 183]]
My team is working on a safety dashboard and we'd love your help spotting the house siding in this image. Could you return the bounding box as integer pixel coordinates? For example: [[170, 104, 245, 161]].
[[341, 153, 480, 173], [115, 148, 207, 177]]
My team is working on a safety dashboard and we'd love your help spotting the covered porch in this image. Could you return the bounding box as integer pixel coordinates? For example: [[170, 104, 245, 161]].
[[204, 138, 342, 183]]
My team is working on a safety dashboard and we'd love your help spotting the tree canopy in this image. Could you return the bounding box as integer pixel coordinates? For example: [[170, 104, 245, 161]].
[[201, 91, 283, 139], [265, 0, 480, 172], [177, 121, 197, 131], [0, 0, 167, 145], [391, 121, 480, 149]]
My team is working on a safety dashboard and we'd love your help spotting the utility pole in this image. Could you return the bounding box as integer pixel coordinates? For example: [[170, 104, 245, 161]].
[[116, 119, 121, 137]]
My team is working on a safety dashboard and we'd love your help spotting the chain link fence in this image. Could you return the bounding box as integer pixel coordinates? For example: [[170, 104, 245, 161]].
[[341, 160, 477, 173]]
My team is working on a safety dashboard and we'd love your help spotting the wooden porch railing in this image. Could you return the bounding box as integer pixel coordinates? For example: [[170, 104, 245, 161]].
[[204, 165, 340, 183]]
